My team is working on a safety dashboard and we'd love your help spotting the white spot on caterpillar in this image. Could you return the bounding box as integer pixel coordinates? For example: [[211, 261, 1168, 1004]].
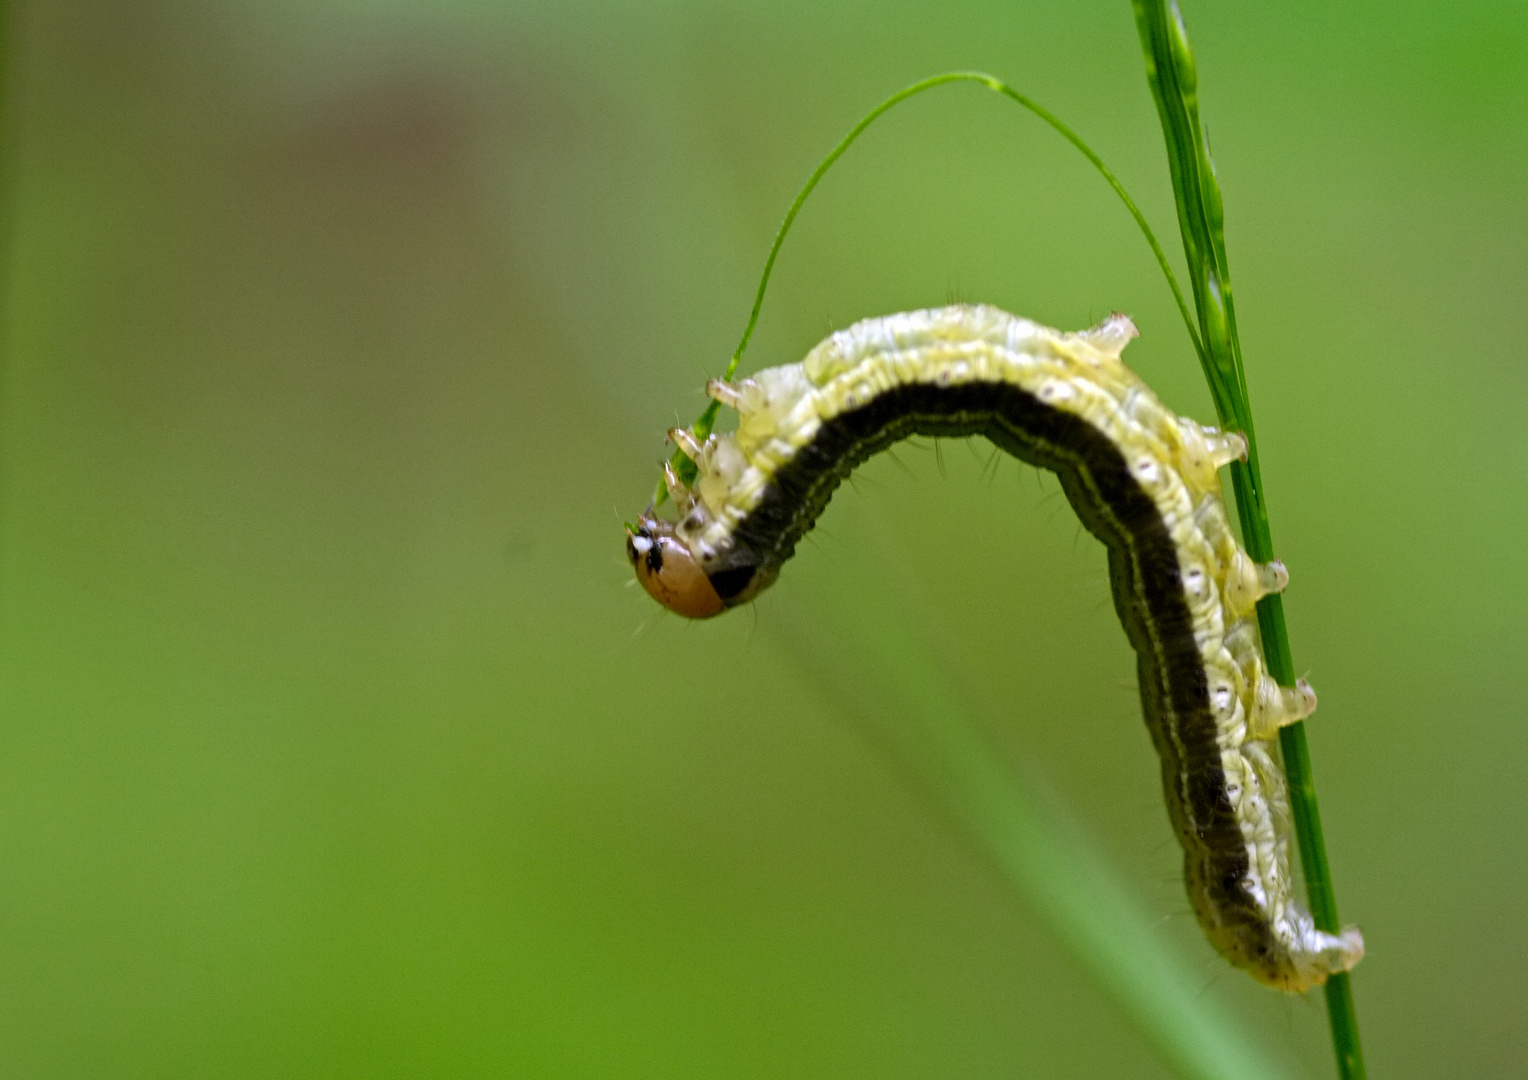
[[1182, 563, 1210, 603], [1210, 678, 1237, 718], [1132, 455, 1162, 488]]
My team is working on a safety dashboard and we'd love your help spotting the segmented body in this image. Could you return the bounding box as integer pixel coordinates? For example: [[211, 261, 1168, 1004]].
[[637, 304, 1363, 991]]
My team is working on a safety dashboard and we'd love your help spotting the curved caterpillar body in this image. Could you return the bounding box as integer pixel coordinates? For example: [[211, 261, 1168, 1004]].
[[626, 304, 1363, 993]]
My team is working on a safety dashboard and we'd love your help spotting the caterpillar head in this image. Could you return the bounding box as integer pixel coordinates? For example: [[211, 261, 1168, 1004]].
[[626, 514, 725, 619]]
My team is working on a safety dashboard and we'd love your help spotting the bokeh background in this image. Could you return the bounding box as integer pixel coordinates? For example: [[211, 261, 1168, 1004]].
[[1, 1, 1523, 1077]]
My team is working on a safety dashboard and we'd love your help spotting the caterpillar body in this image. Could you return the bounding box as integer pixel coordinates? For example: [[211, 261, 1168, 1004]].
[[626, 304, 1363, 993]]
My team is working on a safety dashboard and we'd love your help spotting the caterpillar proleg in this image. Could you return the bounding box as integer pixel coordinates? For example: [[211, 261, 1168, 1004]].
[[626, 304, 1364, 993]]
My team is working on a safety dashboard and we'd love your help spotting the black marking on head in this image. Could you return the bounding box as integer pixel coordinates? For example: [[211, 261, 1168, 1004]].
[[707, 563, 758, 600], [625, 524, 653, 568]]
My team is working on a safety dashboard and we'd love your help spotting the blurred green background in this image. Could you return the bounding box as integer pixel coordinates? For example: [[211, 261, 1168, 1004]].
[[0, 1, 1524, 1077]]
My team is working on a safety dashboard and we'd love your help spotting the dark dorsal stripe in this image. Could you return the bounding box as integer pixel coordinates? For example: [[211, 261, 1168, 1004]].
[[710, 379, 1272, 951]]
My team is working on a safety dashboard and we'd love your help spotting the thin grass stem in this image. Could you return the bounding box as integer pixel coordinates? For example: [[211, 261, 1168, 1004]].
[[656, 70, 1202, 505], [1131, 3, 1365, 1076]]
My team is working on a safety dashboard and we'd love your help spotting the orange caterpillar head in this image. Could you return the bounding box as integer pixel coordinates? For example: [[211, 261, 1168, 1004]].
[[625, 514, 725, 619]]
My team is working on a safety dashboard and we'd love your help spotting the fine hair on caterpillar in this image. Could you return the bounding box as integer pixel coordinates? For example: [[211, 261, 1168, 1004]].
[[625, 304, 1364, 993]]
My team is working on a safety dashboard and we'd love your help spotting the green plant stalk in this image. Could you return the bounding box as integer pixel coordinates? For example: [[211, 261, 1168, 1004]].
[[1131, 3, 1365, 1077], [655, 70, 1206, 507]]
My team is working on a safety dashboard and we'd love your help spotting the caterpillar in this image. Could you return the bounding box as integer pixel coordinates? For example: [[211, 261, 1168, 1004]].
[[625, 304, 1363, 993]]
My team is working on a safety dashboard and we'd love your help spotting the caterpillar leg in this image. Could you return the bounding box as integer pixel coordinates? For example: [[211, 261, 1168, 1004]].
[[1206, 429, 1249, 469], [1223, 621, 1316, 740], [1249, 672, 1317, 740], [705, 378, 743, 410], [662, 461, 695, 513], [1284, 918, 1365, 992], [1077, 312, 1139, 357], [1176, 425, 1248, 490], [1224, 550, 1289, 618], [667, 426, 704, 461]]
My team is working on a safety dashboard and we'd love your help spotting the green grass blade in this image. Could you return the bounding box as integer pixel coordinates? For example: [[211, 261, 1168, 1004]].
[[656, 70, 1203, 506], [1131, 3, 1365, 1076], [769, 503, 1301, 1080]]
